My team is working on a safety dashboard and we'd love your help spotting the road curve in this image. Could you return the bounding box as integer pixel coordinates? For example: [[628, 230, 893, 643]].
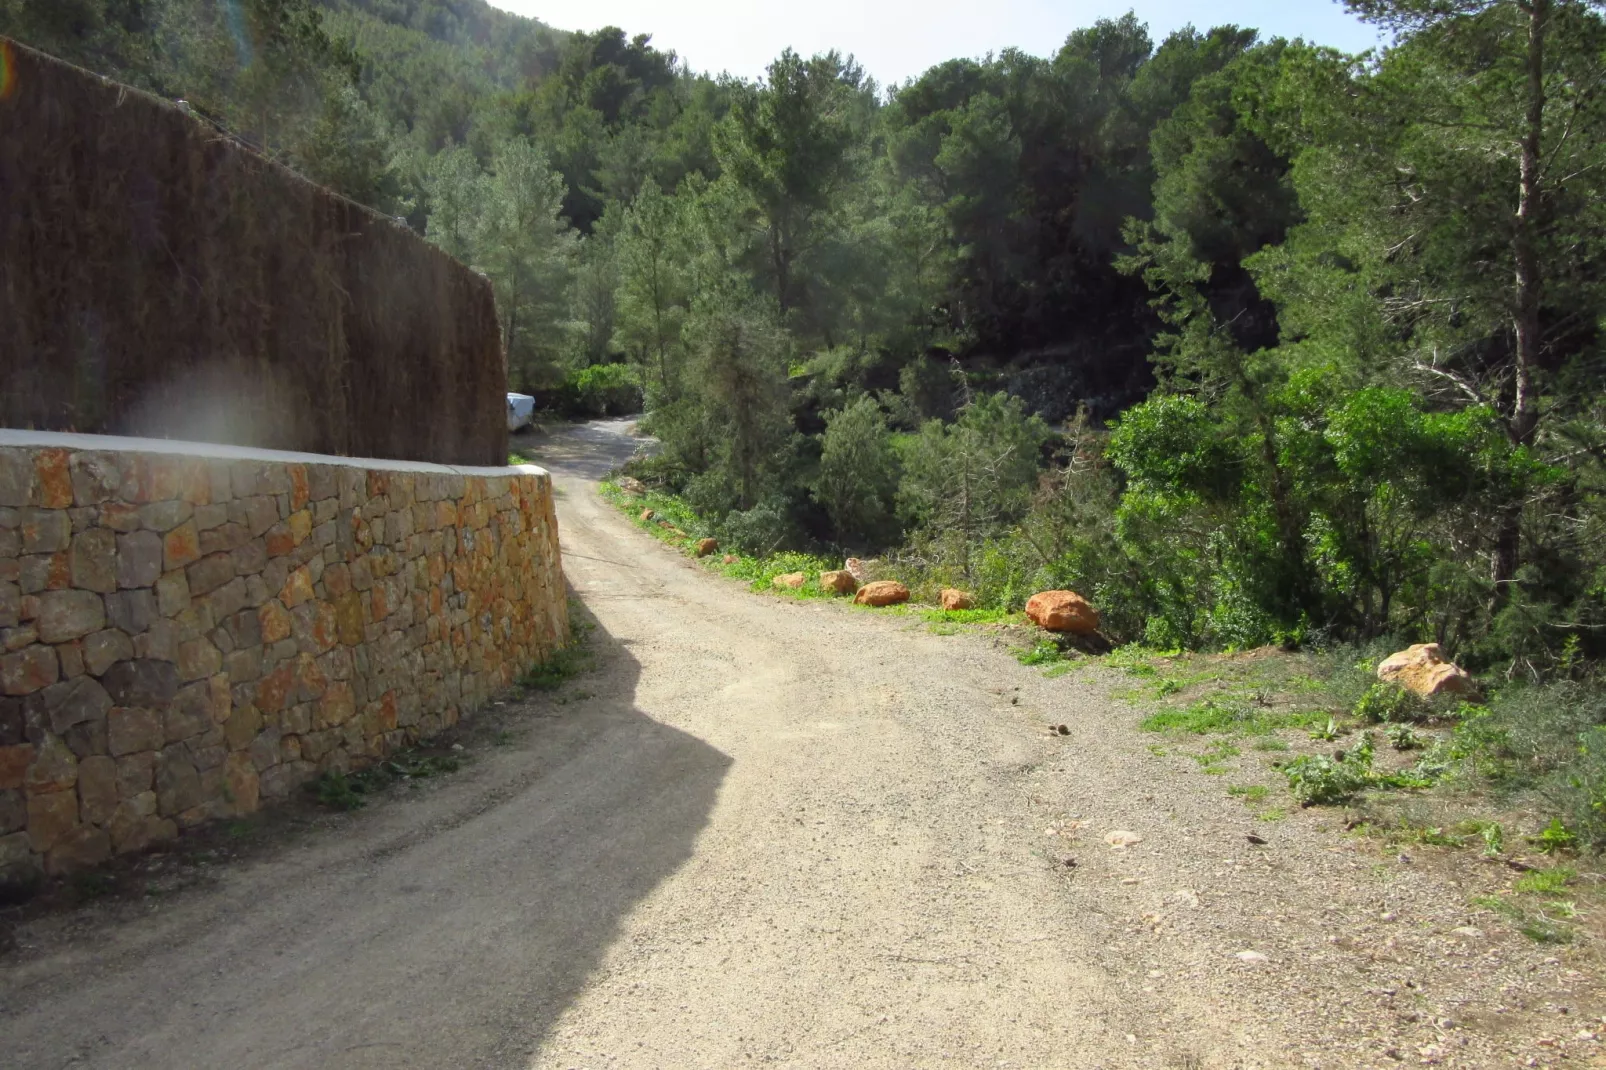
[[1, 419, 1596, 1070]]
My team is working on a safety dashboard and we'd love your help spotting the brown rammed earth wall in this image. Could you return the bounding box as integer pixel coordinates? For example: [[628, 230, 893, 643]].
[[0, 436, 567, 881], [0, 37, 507, 466]]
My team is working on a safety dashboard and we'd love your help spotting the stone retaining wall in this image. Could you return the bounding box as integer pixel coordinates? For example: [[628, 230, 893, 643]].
[[0, 432, 566, 882]]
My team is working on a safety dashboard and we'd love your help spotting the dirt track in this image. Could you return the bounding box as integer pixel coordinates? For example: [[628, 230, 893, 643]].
[[1, 419, 1600, 1069]]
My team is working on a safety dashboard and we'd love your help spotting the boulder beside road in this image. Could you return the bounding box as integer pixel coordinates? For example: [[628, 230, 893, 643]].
[[1025, 590, 1099, 635], [819, 570, 857, 596], [854, 581, 909, 608], [1377, 643, 1473, 697]]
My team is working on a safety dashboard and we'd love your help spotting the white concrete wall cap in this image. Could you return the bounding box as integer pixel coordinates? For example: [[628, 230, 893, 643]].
[[0, 428, 548, 479]]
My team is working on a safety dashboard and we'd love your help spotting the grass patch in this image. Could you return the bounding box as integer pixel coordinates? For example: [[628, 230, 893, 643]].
[[1472, 893, 1576, 944], [1140, 697, 1324, 736], [1228, 784, 1271, 802], [920, 607, 1018, 626], [1514, 866, 1576, 896], [1017, 639, 1065, 666]]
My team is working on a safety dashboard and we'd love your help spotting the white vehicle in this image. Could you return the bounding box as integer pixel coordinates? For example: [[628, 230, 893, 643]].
[[506, 392, 535, 433]]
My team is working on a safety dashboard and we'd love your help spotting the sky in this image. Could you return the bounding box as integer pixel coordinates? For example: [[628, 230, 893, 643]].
[[494, 0, 1385, 86]]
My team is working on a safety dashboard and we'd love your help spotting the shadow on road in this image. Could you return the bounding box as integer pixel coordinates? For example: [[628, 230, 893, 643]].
[[2, 610, 731, 1070]]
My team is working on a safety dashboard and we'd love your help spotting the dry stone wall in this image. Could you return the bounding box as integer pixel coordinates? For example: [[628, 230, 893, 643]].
[[0, 433, 566, 881]]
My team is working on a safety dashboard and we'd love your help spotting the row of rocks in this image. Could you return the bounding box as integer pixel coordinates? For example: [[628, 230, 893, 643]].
[[1, 444, 566, 879]]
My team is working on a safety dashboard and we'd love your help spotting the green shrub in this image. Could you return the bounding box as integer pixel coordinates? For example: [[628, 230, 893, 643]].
[[1283, 733, 1379, 806], [1448, 681, 1606, 851], [548, 363, 644, 417], [1353, 681, 1429, 723], [1282, 731, 1446, 805]]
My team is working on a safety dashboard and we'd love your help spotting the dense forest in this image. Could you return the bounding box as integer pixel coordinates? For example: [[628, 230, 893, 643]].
[[5, 0, 1606, 681]]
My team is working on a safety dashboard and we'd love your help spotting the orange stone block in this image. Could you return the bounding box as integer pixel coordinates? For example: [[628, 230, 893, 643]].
[[295, 653, 327, 700], [0, 743, 35, 790], [163, 522, 202, 570], [318, 682, 356, 728], [366, 471, 389, 500], [131, 456, 185, 503], [288, 465, 309, 512], [34, 448, 74, 508], [99, 501, 141, 531], [309, 600, 338, 652], [255, 662, 294, 713], [177, 459, 211, 505], [44, 551, 71, 590], [264, 524, 296, 559], [280, 566, 314, 609], [258, 599, 292, 644]]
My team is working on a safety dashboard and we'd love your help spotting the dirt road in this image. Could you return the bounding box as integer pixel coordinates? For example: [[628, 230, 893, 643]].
[[1, 419, 1598, 1069]]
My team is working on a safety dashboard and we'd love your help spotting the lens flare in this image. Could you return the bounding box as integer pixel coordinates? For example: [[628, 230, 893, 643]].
[[219, 0, 254, 68], [1, 40, 17, 102]]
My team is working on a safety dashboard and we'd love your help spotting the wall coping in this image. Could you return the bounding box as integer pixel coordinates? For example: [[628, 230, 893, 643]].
[[0, 429, 548, 480]]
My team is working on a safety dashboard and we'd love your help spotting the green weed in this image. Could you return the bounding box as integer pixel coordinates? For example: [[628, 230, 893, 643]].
[[311, 751, 463, 811], [1310, 717, 1344, 741], [1533, 818, 1578, 854], [1472, 894, 1576, 944], [1354, 681, 1430, 724], [920, 607, 1016, 625], [1017, 640, 1064, 666], [1514, 867, 1576, 896], [1228, 784, 1271, 802], [1386, 722, 1424, 751]]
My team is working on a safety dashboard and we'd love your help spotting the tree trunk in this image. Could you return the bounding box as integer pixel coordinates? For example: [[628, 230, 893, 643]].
[[1494, 0, 1548, 603], [770, 216, 792, 316], [1511, 0, 1547, 450]]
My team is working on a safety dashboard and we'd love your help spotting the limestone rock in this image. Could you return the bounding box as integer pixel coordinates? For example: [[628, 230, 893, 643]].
[[844, 558, 873, 585], [819, 570, 857, 596], [70, 528, 117, 593], [1025, 590, 1100, 635], [1376, 643, 1473, 698], [853, 580, 909, 608], [772, 572, 807, 590], [617, 476, 647, 496], [695, 538, 719, 557], [722, 554, 738, 564], [1, 645, 58, 696], [36, 589, 106, 643], [116, 529, 164, 589], [940, 588, 975, 611], [639, 508, 655, 522]]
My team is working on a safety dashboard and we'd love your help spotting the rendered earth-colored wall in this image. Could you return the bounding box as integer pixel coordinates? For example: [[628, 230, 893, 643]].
[[0, 432, 566, 881]]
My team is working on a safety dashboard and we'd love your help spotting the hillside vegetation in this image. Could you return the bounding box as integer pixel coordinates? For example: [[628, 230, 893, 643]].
[[7, 1, 1606, 849]]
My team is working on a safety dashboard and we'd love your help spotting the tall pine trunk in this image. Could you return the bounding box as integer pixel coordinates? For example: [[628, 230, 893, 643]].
[[1494, 0, 1549, 604]]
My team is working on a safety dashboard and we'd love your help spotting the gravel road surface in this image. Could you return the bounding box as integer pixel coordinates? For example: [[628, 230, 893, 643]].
[[2, 419, 1601, 1069]]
